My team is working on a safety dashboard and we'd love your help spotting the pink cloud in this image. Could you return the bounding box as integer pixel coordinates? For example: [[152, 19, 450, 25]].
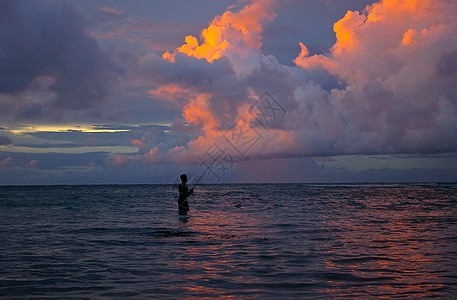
[[106, 156, 129, 166], [25, 159, 39, 168], [0, 157, 12, 168], [132, 139, 146, 149], [99, 6, 124, 15], [132, 147, 163, 164]]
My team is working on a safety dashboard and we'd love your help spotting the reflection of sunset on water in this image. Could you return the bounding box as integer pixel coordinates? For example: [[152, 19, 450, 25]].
[[319, 187, 452, 297], [160, 184, 456, 297], [170, 186, 269, 296], [1, 184, 454, 297]]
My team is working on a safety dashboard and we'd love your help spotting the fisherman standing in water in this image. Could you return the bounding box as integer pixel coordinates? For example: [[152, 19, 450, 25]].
[[178, 174, 193, 211]]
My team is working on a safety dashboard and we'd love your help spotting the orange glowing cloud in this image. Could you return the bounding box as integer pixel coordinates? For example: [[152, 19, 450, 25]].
[[331, 10, 366, 56], [294, 0, 457, 89], [135, 0, 457, 166], [183, 93, 220, 132], [148, 84, 217, 132], [147, 84, 191, 102], [163, 0, 276, 63], [132, 139, 146, 149], [291, 0, 457, 156], [148, 0, 285, 165]]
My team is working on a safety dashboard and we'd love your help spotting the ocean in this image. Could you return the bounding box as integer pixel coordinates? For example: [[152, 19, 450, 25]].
[[0, 183, 456, 298]]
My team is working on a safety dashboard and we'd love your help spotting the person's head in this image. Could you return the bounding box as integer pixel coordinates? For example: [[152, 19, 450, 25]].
[[180, 174, 187, 184]]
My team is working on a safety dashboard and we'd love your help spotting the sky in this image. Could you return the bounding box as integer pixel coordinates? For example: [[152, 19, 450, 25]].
[[1, 0, 457, 185]]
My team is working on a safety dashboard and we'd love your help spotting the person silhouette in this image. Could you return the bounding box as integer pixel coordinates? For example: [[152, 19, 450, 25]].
[[178, 174, 193, 211]]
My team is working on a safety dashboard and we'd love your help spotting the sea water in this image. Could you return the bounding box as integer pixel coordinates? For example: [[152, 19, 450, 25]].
[[0, 183, 456, 298]]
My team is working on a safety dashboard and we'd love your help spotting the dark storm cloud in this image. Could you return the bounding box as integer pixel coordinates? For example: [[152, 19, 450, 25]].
[[436, 49, 457, 77], [141, 53, 236, 92], [0, 0, 121, 115], [0, 134, 12, 146], [436, 49, 457, 104]]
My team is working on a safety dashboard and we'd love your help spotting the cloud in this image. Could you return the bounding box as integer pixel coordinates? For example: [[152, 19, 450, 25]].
[[0, 0, 121, 121], [25, 159, 39, 168], [132, 0, 457, 167], [106, 155, 129, 167], [292, 0, 457, 154], [0, 157, 12, 168], [132, 1, 285, 164], [163, 0, 277, 63], [139, 51, 249, 132], [0, 134, 12, 146], [132, 139, 146, 149], [99, 6, 124, 16], [0, 150, 110, 171]]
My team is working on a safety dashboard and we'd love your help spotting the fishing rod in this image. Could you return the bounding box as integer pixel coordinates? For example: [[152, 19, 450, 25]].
[[191, 152, 223, 190]]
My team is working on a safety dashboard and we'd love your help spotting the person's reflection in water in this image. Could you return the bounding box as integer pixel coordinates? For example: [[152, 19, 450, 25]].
[[179, 214, 189, 223], [178, 174, 193, 214]]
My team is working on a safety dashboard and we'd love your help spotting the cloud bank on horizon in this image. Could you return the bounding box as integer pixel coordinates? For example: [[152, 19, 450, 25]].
[[130, 0, 457, 165]]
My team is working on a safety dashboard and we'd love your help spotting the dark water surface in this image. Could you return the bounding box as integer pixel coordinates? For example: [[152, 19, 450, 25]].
[[0, 183, 456, 298]]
